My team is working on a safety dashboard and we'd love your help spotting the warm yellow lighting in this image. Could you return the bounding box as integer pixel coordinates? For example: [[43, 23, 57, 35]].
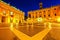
[[48, 22, 52, 29], [27, 18, 33, 23], [7, 17, 10, 23], [10, 23, 13, 30], [13, 18, 19, 24], [44, 23, 46, 28], [3, 11, 6, 15], [16, 23, 18, 28], [13, 18, 16, 23], [49, 18, 52, 20], [10, 11, 13, 15], [57, 17, 60, 22], [37, 17, 43, 22]]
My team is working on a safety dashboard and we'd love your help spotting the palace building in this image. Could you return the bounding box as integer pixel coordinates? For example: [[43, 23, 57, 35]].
[[0, 1, 60, 24], [0, 1, 25, 24], [28, 3, 60, 23]]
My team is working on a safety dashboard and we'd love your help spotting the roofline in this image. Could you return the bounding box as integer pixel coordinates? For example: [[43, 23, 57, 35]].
[[28, 5, 60, 13], [0, 1, 25, 14]]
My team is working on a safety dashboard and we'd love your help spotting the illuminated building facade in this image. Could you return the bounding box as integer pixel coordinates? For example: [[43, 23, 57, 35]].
[[28, 5, 60, 23], [0, 1, 25, 24]]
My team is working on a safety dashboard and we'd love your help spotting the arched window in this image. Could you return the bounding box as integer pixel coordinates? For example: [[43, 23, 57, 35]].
[[36, 12, 38, 18], [43, 11, 45, 14], [39, 12, 41, 13], [48, 14, 50, 17], [54, 13, 56, 16], [43, 11, 45, 12], [33, 16, 34, 18], [39, 16, 41, 17], [44, 15, 46, 17], [29, 14, 31, 18], [54, 8, 56, 10]]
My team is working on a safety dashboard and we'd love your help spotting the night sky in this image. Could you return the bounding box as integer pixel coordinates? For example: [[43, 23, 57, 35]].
[[3, 0, 60, 16]]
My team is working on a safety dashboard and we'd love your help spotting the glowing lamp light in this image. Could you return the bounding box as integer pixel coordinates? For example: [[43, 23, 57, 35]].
[[37, 18, 43, 22], [48, 22, 52, 29], [57, 17, 60, 22], [10, 12, 13, 15], [10, 23, 13, 30], [8, 17, 10, 23], [49, 18, 52, 20]]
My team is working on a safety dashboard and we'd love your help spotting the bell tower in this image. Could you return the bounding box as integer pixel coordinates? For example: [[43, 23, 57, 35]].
[[39, 2, 43, 9]]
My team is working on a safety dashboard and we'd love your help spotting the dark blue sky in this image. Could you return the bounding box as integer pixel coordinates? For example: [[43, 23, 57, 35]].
[[3, 0, 60, 16]]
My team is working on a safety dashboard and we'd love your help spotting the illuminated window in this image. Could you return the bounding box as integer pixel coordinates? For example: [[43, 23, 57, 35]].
[[44, 15, 46, 17], [43, 11, 45, 14], [54, 13, 56, 16], [33, 13, 34, 18], [36, 12, 37, 18], [43, 11, 45, 12], [33, 16, 34, 18], [2, 16, 6, 22], [48, 14, 50, 17], [54, 8, 56, 10], [58, 7, 60, 10], [39, 12, 41, 13], [40, 16, 41, 17], [29, 14, 31, 18]]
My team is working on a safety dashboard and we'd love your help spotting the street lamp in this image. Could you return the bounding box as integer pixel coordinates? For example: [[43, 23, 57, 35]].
[[57, 17, 60, 22], [37, 17, 43, 22]]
